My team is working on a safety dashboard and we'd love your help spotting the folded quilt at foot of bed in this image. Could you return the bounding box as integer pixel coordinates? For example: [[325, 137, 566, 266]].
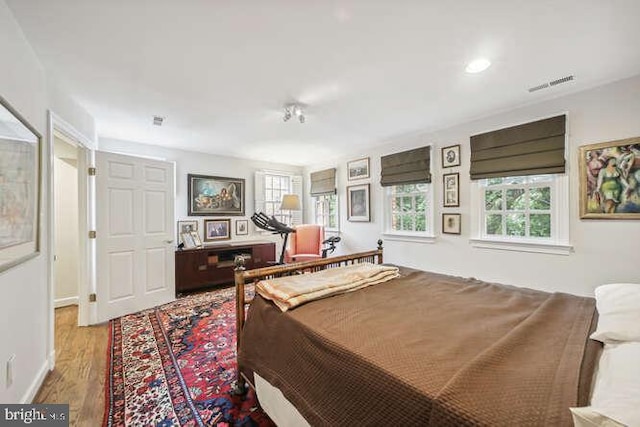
[[256, 262, 400, 311]]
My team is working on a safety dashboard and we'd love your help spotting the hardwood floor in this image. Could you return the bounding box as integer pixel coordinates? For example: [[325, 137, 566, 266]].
[[34, 306, 108, 426]]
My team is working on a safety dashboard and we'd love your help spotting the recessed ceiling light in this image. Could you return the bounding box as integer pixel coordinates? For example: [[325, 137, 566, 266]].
[[465, 58, 491, 74]]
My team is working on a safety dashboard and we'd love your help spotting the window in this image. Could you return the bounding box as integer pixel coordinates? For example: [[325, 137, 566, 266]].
[[481, 175, 553, 238], [472, 173, 571, 254], [469, 115, 570, 254], [255, 171, 302, 226], [385, 183, 432, 235], [314, 194, 338, 230], [265, 173, 292, 224]]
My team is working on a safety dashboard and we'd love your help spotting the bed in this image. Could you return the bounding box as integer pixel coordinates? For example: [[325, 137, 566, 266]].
[[233, 243, 603, 426]]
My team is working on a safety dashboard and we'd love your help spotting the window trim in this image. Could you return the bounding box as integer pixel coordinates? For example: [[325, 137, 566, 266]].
[[313, 193, 340, 232], [470, 173, 572, 255], [264, 172, 294, 225], [255, 170, 303, 232], [383, 183, 435, 239]]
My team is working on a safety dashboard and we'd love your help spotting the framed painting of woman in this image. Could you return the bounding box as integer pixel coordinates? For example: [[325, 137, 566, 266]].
[[579, 137, 640, 219]]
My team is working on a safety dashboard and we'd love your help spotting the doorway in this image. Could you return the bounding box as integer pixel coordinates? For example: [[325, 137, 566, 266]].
[[53, 133, 80, 309]]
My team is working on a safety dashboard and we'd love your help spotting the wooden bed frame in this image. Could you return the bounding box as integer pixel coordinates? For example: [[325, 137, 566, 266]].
[[233, 239, 384, 390]]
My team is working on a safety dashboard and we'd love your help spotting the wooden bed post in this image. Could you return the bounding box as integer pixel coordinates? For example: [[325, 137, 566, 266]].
[[377, 239, 383, 264], [233, 255, 247, 394]]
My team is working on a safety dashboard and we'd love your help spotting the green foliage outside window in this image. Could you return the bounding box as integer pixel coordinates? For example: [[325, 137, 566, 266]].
[[390, 184, 428, 233], [483, 176, 552, 238]]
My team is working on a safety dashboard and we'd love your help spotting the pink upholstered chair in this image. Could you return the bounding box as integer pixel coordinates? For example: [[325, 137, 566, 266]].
[[284, 224, 325, 263]]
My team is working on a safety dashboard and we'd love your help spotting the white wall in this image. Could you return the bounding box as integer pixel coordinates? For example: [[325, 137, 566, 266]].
[[0, 0, 95, 403], [306, 75, 640, 297], [98, 138, 303, 256], [53, 150, 79, 306]]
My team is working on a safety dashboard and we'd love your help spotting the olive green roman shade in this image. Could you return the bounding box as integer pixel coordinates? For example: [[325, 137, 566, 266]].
[[310, 168, 337, 196], [380, 146, 431, 186], [470, 115, 566, 180]]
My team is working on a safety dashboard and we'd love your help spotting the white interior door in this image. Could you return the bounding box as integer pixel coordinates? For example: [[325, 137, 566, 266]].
[[96, 151, 175, 322]]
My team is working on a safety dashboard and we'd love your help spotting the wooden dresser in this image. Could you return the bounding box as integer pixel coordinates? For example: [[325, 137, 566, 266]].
[[175, 240, 275, 294]]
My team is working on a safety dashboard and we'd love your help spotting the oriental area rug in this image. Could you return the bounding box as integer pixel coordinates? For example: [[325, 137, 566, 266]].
[[104, 285, 274, 426]]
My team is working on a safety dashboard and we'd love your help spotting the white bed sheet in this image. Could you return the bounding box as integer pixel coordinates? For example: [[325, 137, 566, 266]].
[[254, 373, 310, 427]]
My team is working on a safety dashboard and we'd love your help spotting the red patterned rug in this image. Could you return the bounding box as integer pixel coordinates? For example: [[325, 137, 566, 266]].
[[104, 285, 274, 426]]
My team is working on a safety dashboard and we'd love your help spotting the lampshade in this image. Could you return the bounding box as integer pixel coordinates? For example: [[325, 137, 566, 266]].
[[280, 194, 301, 211]]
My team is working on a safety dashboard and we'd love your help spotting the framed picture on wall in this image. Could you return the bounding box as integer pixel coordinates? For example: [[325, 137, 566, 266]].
[[204, 219, 231, 241], [235, 219, 249, 236], [188, 174, 245, 216], [443, 173, 460, 207], [347, 157, 370, 180], [579, 136, 640, 219], [442, 213, 461, 235], [441, 144, 461, 168], [347, 184, 370, 222], [0, 95, 42, 273]]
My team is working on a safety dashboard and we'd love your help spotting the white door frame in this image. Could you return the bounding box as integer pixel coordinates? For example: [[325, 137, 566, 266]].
[[46, 111, 96, 369]]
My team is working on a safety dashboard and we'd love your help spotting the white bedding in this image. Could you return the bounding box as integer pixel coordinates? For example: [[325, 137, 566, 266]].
[[254, 373, 310, 427]]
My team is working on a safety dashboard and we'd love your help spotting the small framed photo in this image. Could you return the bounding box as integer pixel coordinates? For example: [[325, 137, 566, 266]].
[[177, 220, 198, 245], [347, 184, 370, 222], [443, 172, 460, 207], [181, 232, 196, 249], [441, 144, 461, 168], [204, 219, 231, 241], [235, 219, 249, 236], [442, 213, 461, 235], [347, 157, 370, 180], [190, 230, 203, 247]]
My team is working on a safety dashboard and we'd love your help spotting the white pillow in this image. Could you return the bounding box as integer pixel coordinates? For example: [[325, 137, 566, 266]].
[[590, 283, 640, 343], [589, 341, 640, 427]]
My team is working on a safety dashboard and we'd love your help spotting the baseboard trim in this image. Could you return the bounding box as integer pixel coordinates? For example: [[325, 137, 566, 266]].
[[54, 296, 78, 308], [20, 356, 52, 404]]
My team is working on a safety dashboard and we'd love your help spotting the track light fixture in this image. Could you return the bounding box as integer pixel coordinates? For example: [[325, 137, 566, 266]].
[[283, 104, 306, 124]]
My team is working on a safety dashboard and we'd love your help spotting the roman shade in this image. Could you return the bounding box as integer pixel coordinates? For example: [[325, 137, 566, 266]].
[[380, 146, 431, 186], [310, 168, 337, 196], [470, 115, 566, 180]]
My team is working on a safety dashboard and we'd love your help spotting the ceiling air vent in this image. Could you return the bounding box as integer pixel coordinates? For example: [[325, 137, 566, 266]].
[[549, 75, 574, 86], [528, 75, 574, 93], [153, 115, 165, 126]]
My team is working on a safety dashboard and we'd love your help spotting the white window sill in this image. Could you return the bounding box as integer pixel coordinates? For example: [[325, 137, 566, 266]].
[[469, 238, 573, 255], [382, 232, 436, 244]]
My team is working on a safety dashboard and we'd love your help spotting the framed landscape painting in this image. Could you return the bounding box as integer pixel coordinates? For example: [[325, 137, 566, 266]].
[[0, 95, 41, 273], [188, 174, 245, 216], [579, 137, 640, 219], [347, 157, 370, 180]]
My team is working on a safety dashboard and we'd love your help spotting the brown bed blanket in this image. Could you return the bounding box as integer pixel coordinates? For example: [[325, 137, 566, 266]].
[[239, 267, 598, 426]]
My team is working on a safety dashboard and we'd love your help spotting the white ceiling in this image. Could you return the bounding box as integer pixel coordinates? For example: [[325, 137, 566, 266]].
[[7, 1, 640, 166]]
